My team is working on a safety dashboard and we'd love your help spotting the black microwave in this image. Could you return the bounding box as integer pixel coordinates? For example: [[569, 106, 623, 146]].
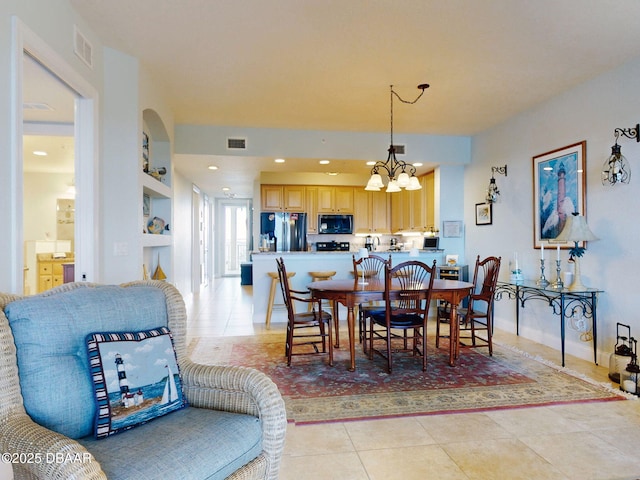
[[318, 214, 353, 234]]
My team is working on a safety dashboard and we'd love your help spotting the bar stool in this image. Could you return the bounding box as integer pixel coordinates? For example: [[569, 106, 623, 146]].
[[307, 271, 336, 311], [266, 271, 296, 329]]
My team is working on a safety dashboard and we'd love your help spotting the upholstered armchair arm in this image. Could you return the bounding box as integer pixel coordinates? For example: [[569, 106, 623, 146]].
[[179, 361, 287, 480], [0, 413, 106, 480]]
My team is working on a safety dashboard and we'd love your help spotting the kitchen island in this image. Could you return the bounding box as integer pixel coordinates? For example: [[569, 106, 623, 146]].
[[251, 250, 445, 323]]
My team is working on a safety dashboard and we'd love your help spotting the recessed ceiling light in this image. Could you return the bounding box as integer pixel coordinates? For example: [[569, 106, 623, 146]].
[[274, 158, 285, 163], [208, 165, 219, 170], [33, 151, 47, 156], [319, 160, 330, 165], [366, 161, 376, 166], [326, 172, 339, 176], [222, 187, 230, 191], [412, 162, 423, 167]]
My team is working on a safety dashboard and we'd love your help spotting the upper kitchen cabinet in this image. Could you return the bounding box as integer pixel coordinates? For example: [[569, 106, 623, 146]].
[[283, 186, 306, 211], [260, 185, 306, 211], [261, 185, 283, 211], [305, 186, 319, 233], [390, 173, 434, 234], [354, 189, 391, 234], [317, 186, 354, 213]]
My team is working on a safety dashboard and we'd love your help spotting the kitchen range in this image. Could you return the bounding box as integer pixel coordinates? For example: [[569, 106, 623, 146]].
[[315, 241, 350, 252]]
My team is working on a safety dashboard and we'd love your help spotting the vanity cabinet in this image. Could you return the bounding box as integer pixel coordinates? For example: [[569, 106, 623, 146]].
[[37, 253, 74, 293]]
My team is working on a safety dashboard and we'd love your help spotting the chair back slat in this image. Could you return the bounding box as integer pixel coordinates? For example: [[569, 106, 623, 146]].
[[384, 260, 436, 321], [352, 254, 391, 279], [276, 257, 295, 316]]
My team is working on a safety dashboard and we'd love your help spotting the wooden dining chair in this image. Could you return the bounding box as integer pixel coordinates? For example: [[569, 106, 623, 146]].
[[436, 255, 501, 355], [368, 259, 436, 373], [457, 255, 501, 355], [276, 257, 333, 366], [352, 254, 392, 348]]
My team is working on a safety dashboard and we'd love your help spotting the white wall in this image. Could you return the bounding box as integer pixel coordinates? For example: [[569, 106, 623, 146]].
[[467, 55, 640, 364], [173, 169, 195, 297]]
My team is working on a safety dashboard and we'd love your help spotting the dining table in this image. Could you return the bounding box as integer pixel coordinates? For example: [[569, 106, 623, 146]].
[[307, 277, 474, 371]]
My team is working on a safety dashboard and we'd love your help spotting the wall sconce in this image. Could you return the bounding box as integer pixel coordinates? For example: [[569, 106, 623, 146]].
[[485, 165, 507, 204], [602, 123, 637, 186]]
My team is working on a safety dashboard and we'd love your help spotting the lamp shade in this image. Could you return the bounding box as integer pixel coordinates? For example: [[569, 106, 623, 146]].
[[554, 214, 598, 243], [397, 171, 410, 187], [405, 176, 422, 190], [386, 180, 401, 193], [358, 247, 369, 259]]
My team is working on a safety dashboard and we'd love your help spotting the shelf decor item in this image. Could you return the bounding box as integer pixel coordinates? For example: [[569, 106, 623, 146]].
[[533, 141, 586, 250], [152, 254, 167, 281], [147, 216, 165, 235]]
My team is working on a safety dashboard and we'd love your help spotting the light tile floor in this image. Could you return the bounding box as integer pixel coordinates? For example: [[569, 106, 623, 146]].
[[187, 277, 640, 480]]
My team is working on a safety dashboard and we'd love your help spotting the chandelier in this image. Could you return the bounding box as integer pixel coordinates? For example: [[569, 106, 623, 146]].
[[365, 84, 429, 193]]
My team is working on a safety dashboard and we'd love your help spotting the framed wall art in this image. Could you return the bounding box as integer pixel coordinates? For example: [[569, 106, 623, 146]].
[[442, 221, 463, 238], [532, 141, 586, 249], [475, 202, 492, 225]]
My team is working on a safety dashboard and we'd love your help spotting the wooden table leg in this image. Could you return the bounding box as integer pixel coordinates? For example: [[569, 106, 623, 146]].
[[333, 300, 340, 348], [449, 303, 459, 366], [346, 304, 356, 372]]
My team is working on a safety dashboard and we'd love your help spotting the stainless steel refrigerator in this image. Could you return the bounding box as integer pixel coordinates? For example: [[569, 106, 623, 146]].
[[260, 212, 308, 252]]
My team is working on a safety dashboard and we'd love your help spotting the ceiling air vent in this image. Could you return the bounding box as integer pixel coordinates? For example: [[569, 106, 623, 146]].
[[227, 137, 247, 150], [73, 26, 93, 69], [393, 144, 406, 155]]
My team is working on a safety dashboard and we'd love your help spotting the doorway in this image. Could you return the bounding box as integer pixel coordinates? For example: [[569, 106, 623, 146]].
[[13, 18, 99, 293], [22, 53, 77, 294], [215, 198, 252, 277]]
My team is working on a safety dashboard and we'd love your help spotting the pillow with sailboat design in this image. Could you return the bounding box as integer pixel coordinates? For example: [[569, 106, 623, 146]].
[[86, 326, 187, 439]]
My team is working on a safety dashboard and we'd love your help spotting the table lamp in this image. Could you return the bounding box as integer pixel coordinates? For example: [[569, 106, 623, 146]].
[[553, 212, 598, 291], [358, 247, 369, 285]]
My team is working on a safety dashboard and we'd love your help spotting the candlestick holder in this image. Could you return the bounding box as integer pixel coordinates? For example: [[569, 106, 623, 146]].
[[537, 259, 549, 287], [552, 259, 564, 289]]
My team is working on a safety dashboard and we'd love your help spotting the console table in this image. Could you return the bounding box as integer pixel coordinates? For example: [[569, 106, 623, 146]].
[[495, 281, 603, 367]]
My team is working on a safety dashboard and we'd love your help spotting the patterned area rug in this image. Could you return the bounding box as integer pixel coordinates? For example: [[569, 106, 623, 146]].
[[188, 336, 626, 424]]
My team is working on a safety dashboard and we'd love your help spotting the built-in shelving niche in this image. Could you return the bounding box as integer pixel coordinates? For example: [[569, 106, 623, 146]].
[[141, 108, 172, 281]]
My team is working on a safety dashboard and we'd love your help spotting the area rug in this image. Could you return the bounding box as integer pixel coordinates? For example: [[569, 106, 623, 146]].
[[188, 335, 627, 424]]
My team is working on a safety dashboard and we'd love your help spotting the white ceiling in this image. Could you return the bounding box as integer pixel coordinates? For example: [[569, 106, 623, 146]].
[[32, 0, 640, 197]]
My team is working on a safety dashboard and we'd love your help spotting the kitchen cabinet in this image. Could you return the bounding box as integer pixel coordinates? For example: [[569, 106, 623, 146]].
[[305, 186, 319, 233], [261, 185, 284, 211], [283, 186, 306, 211], [261, 185, 306, 211], [354, 189, 391, 234], [317, 186, 354, 213], [390, 175, 431, 233]]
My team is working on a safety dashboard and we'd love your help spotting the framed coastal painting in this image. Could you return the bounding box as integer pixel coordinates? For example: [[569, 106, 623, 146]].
[[532, 141, 586, 249], [475, 202, 492, 225]]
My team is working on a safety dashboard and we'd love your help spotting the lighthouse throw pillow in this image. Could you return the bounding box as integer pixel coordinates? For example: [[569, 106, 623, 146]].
[[86, 326, 187, 439]]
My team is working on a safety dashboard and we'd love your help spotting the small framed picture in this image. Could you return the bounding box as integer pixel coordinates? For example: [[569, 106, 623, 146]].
[[143, 194, 150, 216], [442, 221, 463, 238], [445, 254, 459, 266], [475, 202, 492, 225]]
